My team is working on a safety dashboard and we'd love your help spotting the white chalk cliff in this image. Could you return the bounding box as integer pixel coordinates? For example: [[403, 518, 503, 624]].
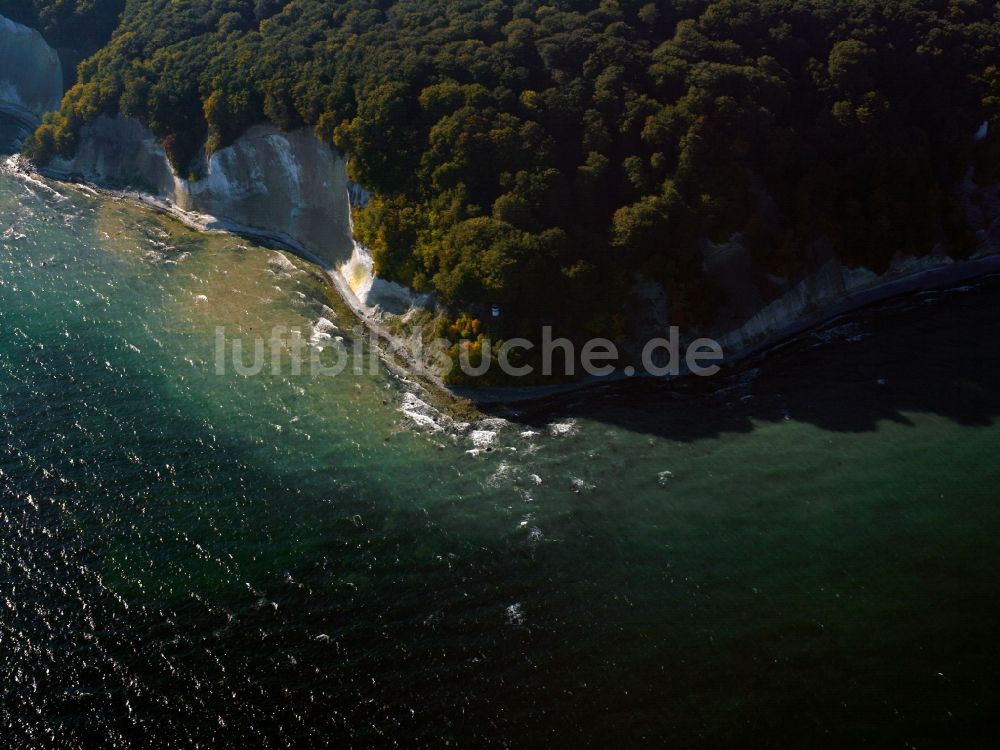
[[0, 14, 62, 124], [49, 117, 357, 267], [46, 114, 434, 317]]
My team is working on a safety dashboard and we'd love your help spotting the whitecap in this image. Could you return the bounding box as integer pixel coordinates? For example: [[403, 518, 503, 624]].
[[268, 252, 297, 273], [487, 461, 517, 487], [309, 317, 338, 347], [469, 429, 498, 448], [506, 603, 526, 626], [548, 420, 578, 437], [399, 392, 444, 432]]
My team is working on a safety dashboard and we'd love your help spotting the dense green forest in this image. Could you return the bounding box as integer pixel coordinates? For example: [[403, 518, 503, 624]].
[[17, 0, 1000, 344]]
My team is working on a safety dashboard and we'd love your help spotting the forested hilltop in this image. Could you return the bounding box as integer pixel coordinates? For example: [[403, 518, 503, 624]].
[[19, 1, 1000, 350]]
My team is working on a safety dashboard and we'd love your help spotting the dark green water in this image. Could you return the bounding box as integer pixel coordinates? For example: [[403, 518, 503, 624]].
[[2, 122, 999, 747]]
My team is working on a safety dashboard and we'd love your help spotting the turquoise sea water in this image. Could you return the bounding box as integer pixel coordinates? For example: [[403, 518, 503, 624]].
[[2, 120, 1000, 747]]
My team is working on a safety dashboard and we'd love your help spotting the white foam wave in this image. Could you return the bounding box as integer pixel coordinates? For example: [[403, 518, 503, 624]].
[[399, 392, 445, 432], [309, 317, 339, 347], [548, 420, 578, 437], [267, 252, 298, 274]]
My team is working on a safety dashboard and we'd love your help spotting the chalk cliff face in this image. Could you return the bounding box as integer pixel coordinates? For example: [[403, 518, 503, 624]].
[[178, 125, 356, 266], [0, 15, 62, 122], [624, 163, 1000, 359], [49, 116, 175, 192], [700, 167, 1000, 354], [708, 253, 939, 354], [50, 116, 356, 268], [47, 114, 437, 317]]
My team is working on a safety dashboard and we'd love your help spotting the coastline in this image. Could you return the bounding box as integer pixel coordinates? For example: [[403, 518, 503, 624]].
[[17, 157, 1000, 408], [453, 252, 1000, 405], [29, 159, 458, 403]]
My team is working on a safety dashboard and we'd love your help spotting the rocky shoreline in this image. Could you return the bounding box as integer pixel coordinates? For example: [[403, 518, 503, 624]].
[[12, 153, 1000, 409], [8, 156, 454, 402]]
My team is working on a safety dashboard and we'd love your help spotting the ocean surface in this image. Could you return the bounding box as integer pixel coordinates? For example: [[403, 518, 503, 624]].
[[2, 117, 999, 748]]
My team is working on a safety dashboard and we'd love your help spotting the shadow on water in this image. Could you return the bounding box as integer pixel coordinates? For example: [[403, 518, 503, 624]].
[[486, 273, 1000, 440]]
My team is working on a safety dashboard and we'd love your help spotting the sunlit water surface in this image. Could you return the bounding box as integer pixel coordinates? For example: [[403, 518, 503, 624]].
[[2, 119, 999, 747]]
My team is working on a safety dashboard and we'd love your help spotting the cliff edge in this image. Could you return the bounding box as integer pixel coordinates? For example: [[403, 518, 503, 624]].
[[0, 15, 62, 124], [31, 115, 1000, 394]]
